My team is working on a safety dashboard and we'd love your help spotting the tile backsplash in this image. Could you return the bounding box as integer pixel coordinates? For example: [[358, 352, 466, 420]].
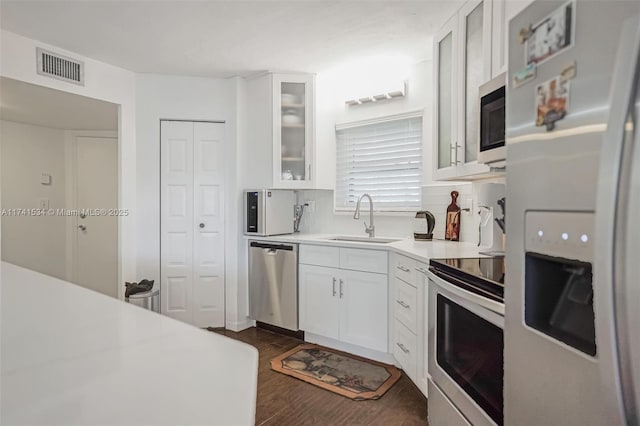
[[421, 184, 476, 242], [296, 183, 479, 243]]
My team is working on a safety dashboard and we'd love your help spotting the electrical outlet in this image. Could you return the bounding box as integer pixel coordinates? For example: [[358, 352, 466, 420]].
[[306, 200, 316, 213], [40, 173, 52, 185], [461, 198, 473, 214]]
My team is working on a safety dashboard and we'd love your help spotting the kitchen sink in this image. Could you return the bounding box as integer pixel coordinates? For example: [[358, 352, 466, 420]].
[[326, 236, 401, 244]]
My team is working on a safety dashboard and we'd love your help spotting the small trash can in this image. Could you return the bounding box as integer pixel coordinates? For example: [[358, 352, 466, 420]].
[[125, 288, 160, 313]]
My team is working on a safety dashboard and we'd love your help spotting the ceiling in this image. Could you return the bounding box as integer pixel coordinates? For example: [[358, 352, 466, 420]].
[[0, 1, 464, 78], [0, 77, 118, 130]]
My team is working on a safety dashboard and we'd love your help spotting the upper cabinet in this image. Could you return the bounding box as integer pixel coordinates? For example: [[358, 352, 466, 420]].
[[245, 72, 315, 189], [491, 0, 536, 78], [273, 74, 314, 188], [433, 0, 505, 181]]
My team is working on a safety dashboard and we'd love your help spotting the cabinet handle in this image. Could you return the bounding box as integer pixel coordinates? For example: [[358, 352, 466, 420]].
[[308, 163, 311, 180], [452, 141, 461, 165], [396, 265, 410, 273], [332, 277, 337, 297], [396, 342, 410, 354], [415, 267, 428, 275], [396, 300, 410, 309], [339, 279, 344, 298]]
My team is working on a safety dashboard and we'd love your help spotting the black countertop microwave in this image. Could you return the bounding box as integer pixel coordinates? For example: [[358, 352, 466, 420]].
[[478, 73, 506, 165]]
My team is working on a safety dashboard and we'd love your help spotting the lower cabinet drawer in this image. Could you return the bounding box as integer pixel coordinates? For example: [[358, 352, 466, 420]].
[[339, 248, 388, 274], [299, 244, 340, 268], [393, 254, 416, 286], [394, 278, 418, 333], [393, 319, 417, 382]]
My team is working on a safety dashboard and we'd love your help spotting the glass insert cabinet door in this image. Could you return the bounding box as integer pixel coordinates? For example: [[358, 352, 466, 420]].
[[437, 27, 455, 170], [464, 1, 484, 163], [273, 74, 314, 187]]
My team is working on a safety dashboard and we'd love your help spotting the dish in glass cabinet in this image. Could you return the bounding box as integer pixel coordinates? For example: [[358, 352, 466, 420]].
[[282, 113, 302, 125], [281, 93, 298, 105]]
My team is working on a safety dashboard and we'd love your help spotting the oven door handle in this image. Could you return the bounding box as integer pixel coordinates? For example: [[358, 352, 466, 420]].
[[428, 268, 505, 319]]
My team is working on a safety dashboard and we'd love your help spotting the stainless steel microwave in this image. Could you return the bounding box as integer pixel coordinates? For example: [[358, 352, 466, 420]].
[[478, 73, 506, 165], [243, 189, 295, 236]]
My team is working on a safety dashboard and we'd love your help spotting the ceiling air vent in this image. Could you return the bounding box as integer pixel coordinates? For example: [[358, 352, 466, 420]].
[[36, 47, 84, 86]]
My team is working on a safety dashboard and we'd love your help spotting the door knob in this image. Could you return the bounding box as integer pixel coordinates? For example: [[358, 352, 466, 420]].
[[78, 225, 87, 231], [199, 223, 205, 229]]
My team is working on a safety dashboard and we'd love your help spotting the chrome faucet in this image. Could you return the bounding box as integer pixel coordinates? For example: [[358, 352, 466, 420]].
[[353, 193, 375, 238]]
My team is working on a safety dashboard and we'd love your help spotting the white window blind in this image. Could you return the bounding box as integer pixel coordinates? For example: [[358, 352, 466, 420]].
[[335, 113, 422, 211]]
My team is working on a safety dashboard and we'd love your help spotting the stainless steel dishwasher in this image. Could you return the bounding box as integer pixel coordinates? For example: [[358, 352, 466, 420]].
[[248, 241, 298, 331]]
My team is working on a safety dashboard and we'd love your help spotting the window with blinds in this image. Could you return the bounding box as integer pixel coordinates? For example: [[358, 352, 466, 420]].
[[335, 113, 422, 212]]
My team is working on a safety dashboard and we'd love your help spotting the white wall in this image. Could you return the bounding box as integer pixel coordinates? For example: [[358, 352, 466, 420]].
[[299, 58, 477, 242], [314, 59, 435, 190], [0, 30, 137, 298], [0, 120, 67, 278], [232, 77, 251, 329], [135, 74, 247, 329]]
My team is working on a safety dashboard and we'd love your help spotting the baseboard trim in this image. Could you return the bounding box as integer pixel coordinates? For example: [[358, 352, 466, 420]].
[[225, 318, 255, 332], [256, 321, 305, 340], [304, 333, 396, 365], [418, 377, 429, 397]]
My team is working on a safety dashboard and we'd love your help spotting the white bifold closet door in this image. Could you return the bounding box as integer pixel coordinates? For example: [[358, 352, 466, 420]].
[[160, 120, 225, 327]]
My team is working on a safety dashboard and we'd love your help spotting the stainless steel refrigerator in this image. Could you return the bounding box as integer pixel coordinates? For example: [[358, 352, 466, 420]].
[[505, 0, 640, 424]]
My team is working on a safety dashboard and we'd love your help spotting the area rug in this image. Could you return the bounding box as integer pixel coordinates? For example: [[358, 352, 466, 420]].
[[270, 343, 401, 400]]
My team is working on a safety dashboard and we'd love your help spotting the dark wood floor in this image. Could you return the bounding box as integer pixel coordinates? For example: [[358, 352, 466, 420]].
[[211, 327, 428, 426]]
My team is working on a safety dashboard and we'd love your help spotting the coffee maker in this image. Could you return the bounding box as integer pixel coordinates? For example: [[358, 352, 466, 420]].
[[477, 183, 506, 255]]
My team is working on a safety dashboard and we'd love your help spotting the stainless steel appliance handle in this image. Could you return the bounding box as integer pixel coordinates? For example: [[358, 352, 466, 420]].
[[428, 269, 505, 319], [594, 16, 640, 424]]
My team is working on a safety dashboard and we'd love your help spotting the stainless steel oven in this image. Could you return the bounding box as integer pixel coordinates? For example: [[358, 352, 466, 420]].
[[428, 258, 505, 426]]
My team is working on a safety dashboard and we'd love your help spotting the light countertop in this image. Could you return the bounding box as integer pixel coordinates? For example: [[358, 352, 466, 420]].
[[1, 262, 259, 426], [245, 233, 484, 264]]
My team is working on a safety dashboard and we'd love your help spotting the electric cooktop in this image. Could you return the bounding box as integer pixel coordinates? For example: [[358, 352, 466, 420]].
[[429, 256, 505, 302]]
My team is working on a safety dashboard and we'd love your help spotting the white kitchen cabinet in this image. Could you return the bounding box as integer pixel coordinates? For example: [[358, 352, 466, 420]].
[[299, 264, 340, 340], [340, 269, 388, 352], [416, 262, 430, 396], [245, 72, 315, 189], [395, 278, 418, 332], [299, 245, 388, 353], [433, 0, 493, 181], [391, 253, 429, 396], [491, 0, 536, 78]]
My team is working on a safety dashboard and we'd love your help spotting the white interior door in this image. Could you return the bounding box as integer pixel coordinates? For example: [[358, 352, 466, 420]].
[[161, 121, 225, 327], [75, 136, 118, 297], [161, 121, 194, 323], [192, 122, 225, 327]]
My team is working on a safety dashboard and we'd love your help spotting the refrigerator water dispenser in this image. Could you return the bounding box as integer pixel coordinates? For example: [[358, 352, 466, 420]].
[[524, 211, 596, 356]]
